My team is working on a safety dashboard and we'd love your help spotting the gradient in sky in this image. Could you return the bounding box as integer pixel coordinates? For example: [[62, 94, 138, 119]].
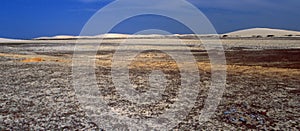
[[0, 0, 299, 39]]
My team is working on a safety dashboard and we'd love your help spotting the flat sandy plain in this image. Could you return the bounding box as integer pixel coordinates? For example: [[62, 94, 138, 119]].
[[0, 37, 299, 130]]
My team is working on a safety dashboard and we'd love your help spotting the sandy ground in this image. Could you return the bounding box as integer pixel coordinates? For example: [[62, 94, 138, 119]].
[[0, 38, 299, 130]]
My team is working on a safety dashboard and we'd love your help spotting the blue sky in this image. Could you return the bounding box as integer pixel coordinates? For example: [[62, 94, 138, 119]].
[[0, 0, 299, 39]]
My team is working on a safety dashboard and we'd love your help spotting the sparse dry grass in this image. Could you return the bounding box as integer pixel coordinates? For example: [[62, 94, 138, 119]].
[[1, 52, 298, 79], [0, 53, 71, 63], [93, 51, 300, 79], [21, 57, 44, 63]]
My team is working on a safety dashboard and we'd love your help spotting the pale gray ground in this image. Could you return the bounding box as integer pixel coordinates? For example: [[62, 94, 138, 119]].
[[0, 38, 299, 130]]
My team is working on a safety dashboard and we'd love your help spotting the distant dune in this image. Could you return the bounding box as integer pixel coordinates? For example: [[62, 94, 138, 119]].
[[0, 38, 24, 43], [34, 33, 164, 40], [33, 34, 219, 40], [95, 33, 130, 38], [3, 28, 300, 42], [224, 28, 300, 38], [36, 35, 77, 40]]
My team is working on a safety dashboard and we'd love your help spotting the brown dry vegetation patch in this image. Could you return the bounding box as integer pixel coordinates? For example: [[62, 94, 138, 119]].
[[0, 53, 70, 63], [94, 50, 300, 78], [129, 61, 178, 71], [96, 58, 300, 78], [198, 62, 300, 76], [21, 57, 44, 63]]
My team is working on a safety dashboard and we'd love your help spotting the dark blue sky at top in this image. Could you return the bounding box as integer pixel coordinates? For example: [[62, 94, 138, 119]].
[[0, 0, 299, 39]]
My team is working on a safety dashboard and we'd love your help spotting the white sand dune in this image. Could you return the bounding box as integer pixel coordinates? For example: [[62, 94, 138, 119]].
[[32, 28, 300, 40], [53, 35, 76, 39], [35, 35, 77, 40], [85, 33, 165, 38], [35, 33, 131, 39], [224, 28, 300, 37], [34, 33, 165, 40], [95, 33, 130, 38], [0, 38, 24, 43]]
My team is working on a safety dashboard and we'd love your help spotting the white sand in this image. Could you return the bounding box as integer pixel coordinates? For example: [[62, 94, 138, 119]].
[[224, 28, 300, 37], [35, 35, 77, 40], [95, 33, 130, 38], [35, 33, 131, 40], [86, 34, 165, 38], [11, 28, 300, 41], [0, 38, 24, 43], [53, 35, 76, 39]]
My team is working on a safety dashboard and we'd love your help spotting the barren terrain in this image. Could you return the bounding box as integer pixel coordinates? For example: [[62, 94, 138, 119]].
[[0, 38, 299, 130]]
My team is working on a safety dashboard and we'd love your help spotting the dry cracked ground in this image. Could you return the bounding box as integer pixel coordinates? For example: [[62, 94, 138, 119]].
[[0, 38, 299, 130]]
